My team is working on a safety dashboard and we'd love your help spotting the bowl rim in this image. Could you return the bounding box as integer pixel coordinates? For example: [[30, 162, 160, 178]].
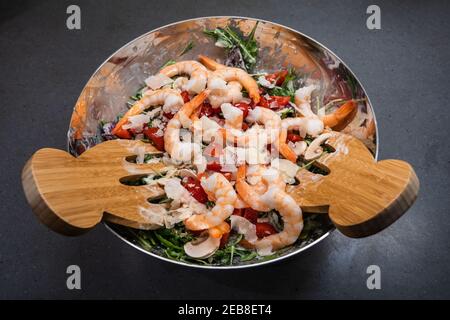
[[67, 15, 379, 269]]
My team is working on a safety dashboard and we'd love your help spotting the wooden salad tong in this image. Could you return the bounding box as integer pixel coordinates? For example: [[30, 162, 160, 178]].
[[21, 132, 419, 237]]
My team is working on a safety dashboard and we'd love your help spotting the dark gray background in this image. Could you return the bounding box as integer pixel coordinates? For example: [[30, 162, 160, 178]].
[[1, 0, 449, 299]]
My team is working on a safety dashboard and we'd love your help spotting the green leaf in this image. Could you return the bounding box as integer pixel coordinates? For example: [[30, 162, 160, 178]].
[[203, 28, 234, 49], [161, 59, 176, 69], [267, 68, 298, 101], [279, 108, 295, 119], [204, 21, 259, 71], [154, 231, 183, 250], [239, 251, 257, 262], [179, 40, 195, 56], [205, 201, 215, 209]]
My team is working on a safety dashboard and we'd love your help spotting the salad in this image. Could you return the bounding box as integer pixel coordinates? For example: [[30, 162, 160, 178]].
[[99, 22, 364, 266]]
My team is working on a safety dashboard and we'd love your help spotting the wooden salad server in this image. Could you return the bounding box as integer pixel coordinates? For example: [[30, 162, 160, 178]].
[[288, 131, 419, 238], [21, 140, 167, 235], [21, 132, 419, 237]]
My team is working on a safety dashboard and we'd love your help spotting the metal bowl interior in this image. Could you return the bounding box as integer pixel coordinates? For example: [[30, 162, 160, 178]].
[[67, 16, 378, 269]]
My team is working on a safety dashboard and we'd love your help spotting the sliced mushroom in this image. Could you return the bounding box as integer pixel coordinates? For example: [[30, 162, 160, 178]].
[[184, 235, 221, 259], [304, 133, 332, 161], [230, 215, 257, 243]]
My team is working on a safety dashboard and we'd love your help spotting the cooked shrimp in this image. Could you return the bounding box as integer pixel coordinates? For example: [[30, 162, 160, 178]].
[[221, 103, 243, 130], [246, 107, 297, 161], [185, 173, 238, 230], [254, 184, 303, 254], [294, 85, 319, 119], [278, 129, 299, 163], [177, 90, 210, 128], [280, 117, 324, 162], [322, 100, 357, 131], [112, 88, 183, 135], [235, 165, 285, 212], [211, 67, 260, 103], [164, 91, 209, 162], [282, 117, 324, 138], [208, 221, 231, 238], [234, 195, 249, 209], [236, 165, 270, 212], [219, 108, 277, 156], [198, 54, 226, 71], [246, 107, 281, 143], [208, 81, 243, 107], [159, 60, 208, 94]]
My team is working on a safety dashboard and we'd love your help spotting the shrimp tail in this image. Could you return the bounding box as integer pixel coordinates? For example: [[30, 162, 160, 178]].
[[277, 130, 298, 163], [112, 104, 144, 135], [208, 221, 231, 238], [198, 55, 226, 70], [322, 100, 357, 131], [178, 90, 210, 127]]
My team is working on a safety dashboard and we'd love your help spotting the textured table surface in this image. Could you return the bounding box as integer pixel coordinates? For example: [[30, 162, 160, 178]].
[[1, 0, 449, 299]]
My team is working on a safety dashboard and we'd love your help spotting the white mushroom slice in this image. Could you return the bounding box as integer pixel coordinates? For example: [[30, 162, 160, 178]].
[[304, 133, 332, 161], [184, 235, 221, 259], [230, 215, 257, 243]]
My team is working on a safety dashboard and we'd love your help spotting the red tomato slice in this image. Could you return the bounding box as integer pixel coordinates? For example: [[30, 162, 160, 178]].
[[181, 176, 208, 204], [233, 209, 244, 216], [206, 162, 222, 172], [256, 223, 278, 238], [199, 102, 221, 117], [143, 127, 165, 151], [265, 70, 288, 86], [181, 91, 190, 103], [234, 102, 250, 118], [287, 133, 303, 143], [219, 232, 230, 248], [163, 112, 175, 120], [271, 96, 291, 108], [258, 96, 270, 108], [243, 208, 258, 224]]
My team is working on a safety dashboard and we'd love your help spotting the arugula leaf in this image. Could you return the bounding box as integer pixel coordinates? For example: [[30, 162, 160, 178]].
[[267, 68, 298, 101], [279, 108, 295, 119], [204, 21, 259, 71], [179, 40, 195, 56], [129, 85, 146, 102], [203, 28, 234, 48], [161, 59, 176, 69], [205, 201, 215, 209]]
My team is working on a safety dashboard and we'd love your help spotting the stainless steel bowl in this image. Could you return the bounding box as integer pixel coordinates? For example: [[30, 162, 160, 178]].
[[67, 16, 378, 269]]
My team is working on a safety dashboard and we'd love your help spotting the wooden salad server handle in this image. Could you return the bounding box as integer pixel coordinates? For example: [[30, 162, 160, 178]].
[[288, 131, 419, 238], [21, 140, 167, 236]]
